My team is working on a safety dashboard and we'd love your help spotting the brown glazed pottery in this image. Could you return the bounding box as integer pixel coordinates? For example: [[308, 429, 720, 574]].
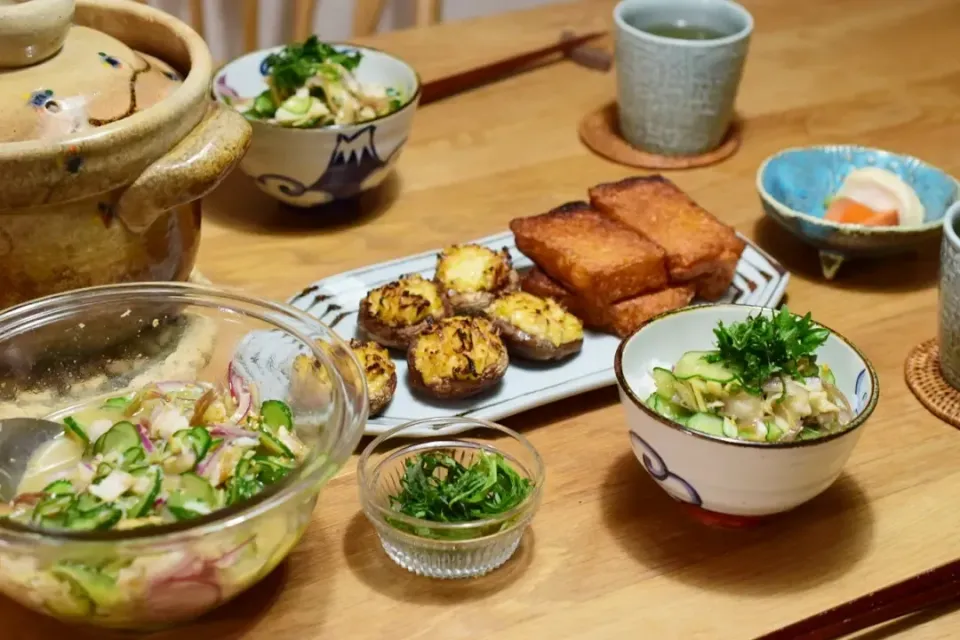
[[0, 0, 252, 309]]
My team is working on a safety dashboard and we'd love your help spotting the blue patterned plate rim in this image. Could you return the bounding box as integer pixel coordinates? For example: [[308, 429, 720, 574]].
[[756, 144, 959, 233]]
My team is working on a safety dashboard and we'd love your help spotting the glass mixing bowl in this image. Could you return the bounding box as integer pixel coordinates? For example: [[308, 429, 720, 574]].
[[0, 282, 367, 630]]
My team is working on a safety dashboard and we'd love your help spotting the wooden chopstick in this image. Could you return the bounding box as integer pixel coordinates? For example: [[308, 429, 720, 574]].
[[419, 30, 607, 106], [755, 559, 960, 639]]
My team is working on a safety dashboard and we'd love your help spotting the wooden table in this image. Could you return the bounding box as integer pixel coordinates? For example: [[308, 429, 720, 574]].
[[7, 0, 960, 637]]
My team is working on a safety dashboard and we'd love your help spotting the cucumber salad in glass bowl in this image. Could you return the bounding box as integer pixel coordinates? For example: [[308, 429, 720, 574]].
[[0, 283, 367, 630]]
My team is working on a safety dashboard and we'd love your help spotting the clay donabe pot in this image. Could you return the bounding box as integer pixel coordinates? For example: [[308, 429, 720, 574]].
[[0, 0, 252, 310]]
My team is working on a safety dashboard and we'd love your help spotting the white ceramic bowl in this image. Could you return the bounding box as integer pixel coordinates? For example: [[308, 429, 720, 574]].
[[614, 304, 879, 525], [213, 43, 420, 207]]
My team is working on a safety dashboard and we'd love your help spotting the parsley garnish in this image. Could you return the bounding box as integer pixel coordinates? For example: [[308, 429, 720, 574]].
[[387, 450, 533, 539], [706, 306, 830, 396], [262, 36, 361, 96]]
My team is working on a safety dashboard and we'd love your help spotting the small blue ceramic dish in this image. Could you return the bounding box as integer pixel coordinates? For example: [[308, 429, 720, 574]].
[[756, 145, 958, 279]]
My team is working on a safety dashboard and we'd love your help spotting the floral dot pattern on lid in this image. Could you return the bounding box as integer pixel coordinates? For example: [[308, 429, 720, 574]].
[[28, 89, 54, 108], [98, 51, 122, 68]]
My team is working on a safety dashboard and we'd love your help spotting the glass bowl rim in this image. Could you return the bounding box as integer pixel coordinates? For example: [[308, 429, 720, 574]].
[[0, 281, 368, 549], [357, 417, 545, 538]]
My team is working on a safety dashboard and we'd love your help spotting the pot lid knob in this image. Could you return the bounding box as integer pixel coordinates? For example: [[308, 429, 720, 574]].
[[0, 0, 76, 69]]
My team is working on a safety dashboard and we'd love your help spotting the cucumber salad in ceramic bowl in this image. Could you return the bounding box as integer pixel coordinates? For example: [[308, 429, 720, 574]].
[[645, 308, 855, 443]]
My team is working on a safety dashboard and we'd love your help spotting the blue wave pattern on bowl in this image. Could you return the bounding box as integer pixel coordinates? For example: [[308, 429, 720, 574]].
[[629, 432, 702, 506], [762, 146, 957, 224]]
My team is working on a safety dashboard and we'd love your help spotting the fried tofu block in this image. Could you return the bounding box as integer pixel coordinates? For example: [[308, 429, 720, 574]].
[[692, 246, 741, 301], [510, 201, 668, 305], [521, 267, 694, 337], [588, 175, 745, 291], [606, 285, 696, 338]]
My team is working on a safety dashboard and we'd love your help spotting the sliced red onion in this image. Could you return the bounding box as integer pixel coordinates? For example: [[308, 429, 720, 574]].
[[196, 444, 224, 478], [213, 536, 256, 569], [209, 425, 258, 439], [154, 497, 166, 508], [227, 362, 253, 423], [136, 423, 155, 453]]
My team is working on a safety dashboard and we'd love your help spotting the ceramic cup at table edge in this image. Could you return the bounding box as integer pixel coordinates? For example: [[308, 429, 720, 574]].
[[939, 201, 960, 388], [612, 0, 753, 157]]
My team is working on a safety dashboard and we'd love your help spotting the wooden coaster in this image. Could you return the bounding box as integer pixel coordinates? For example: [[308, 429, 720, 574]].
[[905, 338, 960, 428], [579, 101, 741, 170]]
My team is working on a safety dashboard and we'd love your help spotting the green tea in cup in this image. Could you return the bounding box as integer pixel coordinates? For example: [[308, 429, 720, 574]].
[[640, 22, 730, 40]]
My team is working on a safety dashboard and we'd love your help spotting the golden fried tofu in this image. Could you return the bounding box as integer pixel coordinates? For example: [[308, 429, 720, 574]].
[[509, 201, 668, 306], [605, 285, 696, 338], [588, 175, 745, 294]]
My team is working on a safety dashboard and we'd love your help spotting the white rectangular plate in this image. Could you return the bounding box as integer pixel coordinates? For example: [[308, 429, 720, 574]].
[[235, 232, 788, 436]]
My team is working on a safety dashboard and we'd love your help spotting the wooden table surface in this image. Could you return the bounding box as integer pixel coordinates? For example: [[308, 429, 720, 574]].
[[8, 0, 960, 637]]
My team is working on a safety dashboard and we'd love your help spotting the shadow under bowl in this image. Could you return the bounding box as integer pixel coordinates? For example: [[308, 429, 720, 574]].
[[756, 144, 958, 278]]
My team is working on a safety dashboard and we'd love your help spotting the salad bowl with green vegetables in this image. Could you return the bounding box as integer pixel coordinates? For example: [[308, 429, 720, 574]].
[[615, 304, 878, 524], [358, 417, 544, 579], [213, 36, 420, 207]]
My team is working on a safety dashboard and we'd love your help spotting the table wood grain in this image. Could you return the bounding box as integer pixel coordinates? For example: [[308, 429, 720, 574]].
[[6, 0, 960, 637]]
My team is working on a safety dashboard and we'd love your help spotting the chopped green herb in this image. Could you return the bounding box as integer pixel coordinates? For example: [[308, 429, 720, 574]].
[[388, 450, 533, 531], [706, 306, 830, 396]]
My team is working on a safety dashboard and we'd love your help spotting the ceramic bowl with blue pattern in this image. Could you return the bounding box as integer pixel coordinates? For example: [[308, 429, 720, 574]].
[[756, 145, 958, 278], [213, 43, 420, 208], [614, 304, 879, 526]]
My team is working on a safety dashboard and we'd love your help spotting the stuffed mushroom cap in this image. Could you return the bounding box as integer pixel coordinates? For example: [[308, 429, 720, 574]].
[[435, 244, 519, 314], [291, 339, 397, 417], [484, 291, 584, 361], [407, 316, 509, 399], [359, 274, 450, 349]]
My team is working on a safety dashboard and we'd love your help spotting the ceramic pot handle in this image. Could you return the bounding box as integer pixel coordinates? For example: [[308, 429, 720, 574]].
[[115, 102, 252, 233], [0, 0, 75, 68]]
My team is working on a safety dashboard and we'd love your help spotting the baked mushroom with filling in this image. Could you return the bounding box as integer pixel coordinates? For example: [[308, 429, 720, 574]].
[[484, 291, 584, 361], [434, 244, 520, 315], [291, 339, 397, 417], [407, 316, 509, 399], [358, 274, 450, 349]]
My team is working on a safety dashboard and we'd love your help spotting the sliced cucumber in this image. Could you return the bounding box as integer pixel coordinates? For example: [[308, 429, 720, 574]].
[[686, 412, 725, 437], [259, 430, 294, 458], [93, 421, 140, 456], [798, 427, 821, 441], [101, 396, 131, 410], [765, 420, 784, 442], [651, 368, 677, 399], [253, 454, 296, 484], [43, 479, 75, 496], [73, 493, 102, 513], [722, 417, 739, 439], [171, 427, 213, 461], [63, 417, 89, 447], [260, 400, 293, 433], [120, 446, 146, 471], [51, 563, 119, 609], [65, 504, 122, 531], [673, 351, 736, 383], [129, 467, 162, 518], [33, 494, 73, 519], [167, 472, 215, 520], [93, 462, 114, 482], [645, 392, 692, 424]]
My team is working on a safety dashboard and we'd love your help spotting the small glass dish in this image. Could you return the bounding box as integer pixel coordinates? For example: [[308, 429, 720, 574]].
[[358, 417, 544, 579]]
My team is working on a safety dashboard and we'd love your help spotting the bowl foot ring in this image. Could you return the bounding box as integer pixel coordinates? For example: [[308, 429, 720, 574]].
[[578, 101, 742, 170], [905, 338, 960, 428]]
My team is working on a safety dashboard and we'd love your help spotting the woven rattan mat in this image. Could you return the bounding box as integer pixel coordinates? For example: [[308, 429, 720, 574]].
[[905, 338, 960, 428]]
